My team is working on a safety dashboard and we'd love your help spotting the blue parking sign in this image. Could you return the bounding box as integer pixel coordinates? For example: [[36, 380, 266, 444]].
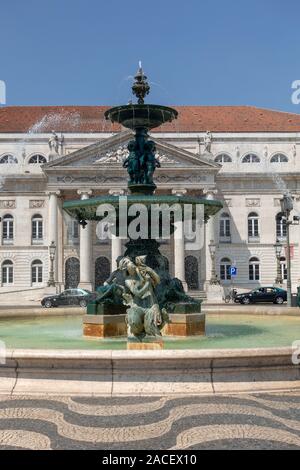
[[230, 266, 237, 276]]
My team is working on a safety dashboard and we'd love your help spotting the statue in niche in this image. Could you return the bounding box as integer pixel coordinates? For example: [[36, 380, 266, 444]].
[[119, 256, 169, 340]]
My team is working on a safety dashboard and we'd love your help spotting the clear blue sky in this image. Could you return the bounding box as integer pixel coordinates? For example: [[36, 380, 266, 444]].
[[1, 0, 300, 112]]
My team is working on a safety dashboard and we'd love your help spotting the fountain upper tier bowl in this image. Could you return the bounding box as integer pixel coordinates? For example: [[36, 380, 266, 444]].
[[104, 104, 178, 130]]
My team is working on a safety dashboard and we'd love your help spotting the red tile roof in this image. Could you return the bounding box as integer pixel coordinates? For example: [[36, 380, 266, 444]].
[[1, 105, 300, 133]]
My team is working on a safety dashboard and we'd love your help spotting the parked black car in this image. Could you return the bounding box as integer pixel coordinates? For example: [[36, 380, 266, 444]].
[[235, 287, 287, 305], [41, 288, 97, 308]]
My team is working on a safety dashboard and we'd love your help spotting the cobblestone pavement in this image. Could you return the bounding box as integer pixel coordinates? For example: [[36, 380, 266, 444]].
[[0, 392, 299, 449]]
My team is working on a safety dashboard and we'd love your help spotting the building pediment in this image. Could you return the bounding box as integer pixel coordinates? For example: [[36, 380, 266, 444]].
[[43, 131, 220, 171]]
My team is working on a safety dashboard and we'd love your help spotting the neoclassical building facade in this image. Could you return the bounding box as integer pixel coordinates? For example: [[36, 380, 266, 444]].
[[1, 105, 300, 301]]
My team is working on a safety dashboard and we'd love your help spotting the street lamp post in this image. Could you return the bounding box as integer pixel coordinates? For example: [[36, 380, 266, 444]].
[[274, 242, 283, 285], [279, 194, 299, 307], [208, 241, 219, 284], [48, 241, 56, 287]]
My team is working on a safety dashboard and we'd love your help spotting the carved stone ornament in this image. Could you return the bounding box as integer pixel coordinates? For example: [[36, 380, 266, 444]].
[[94, 146, 129, 164], [29, 200, 45, 209], [224, 198, 232, 207], [0, 200, 16, 209], [245, 198, 260, 207]]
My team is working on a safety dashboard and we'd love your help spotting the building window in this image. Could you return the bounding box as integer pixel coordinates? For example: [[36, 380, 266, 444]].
[[280, 256, 287, 280], [270, 153, 288, 163], [276, 212, 287, 240], [220, 257, 231, 280], [72, 220, 79, 239], [248, 212, 259, 241], [219, 212, 231, 240], [2, 260, 13, 285], [2, 214, 14, 243], [28, 154, 47, 164], [32, 214, 43, 242], [31, 259, 43, 284], [0, 154, 18, 164], [214, 153, 232, 163], [249, 257, 260, 281], [242, 154, 260, 163]]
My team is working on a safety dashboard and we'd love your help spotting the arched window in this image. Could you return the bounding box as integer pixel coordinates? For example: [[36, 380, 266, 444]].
[[214, 153, 232, 163], [0, 154, 18, 164], [270, 153, 288, 163], [65, 257, 80, 289], [219, 212, 231, 239], [2, 260, 13, 285], [220, 257, 231, 281], [31, 259, 43, 284], [28, 154, 47, 164], [242, 153, 260, 163], [95, 257, 110, 288], [2, 214, 14, 243], [280, 256, 287, 280], [276, 212, 287, 240], [32, 214, 43, 242], [248, 212, 259, 240], [249, 257, 260, 281]]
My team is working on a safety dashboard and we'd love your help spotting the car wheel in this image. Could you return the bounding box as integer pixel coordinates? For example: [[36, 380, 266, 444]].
[[242, 297, 250, 305], [275, 296, 284, 304], [79, 299, 87, 308], [44, 299, 52, 308]]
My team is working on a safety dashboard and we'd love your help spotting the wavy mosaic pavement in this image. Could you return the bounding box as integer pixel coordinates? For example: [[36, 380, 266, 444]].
[[0, 392, 299, 449]]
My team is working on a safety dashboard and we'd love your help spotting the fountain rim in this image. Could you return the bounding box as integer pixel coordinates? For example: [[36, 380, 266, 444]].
[[63, 194, 223, 219], [104, 103, 178, 128], [105, 103, 178, 116]]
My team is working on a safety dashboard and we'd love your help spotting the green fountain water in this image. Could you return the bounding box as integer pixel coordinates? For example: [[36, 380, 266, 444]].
[[0, 314, 299, 349]]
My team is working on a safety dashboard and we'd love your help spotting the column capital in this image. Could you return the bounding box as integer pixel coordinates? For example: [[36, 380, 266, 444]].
[[203, 187, 218, 200], [172, 188, 187, 197], [45, 190, 61, 197], [77, 189, 93, 199], [109, 188, 125, 196]]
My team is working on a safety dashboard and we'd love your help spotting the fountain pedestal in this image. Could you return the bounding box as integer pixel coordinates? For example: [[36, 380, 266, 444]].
[[83, 314, 127, 338]]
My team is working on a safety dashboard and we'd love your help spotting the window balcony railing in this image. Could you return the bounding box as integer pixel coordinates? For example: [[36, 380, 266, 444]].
[[219, 235, 231, 243], [248, 235, 260, 243]]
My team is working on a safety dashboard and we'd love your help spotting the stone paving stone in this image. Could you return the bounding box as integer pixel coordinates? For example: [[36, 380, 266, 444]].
[[0, 392, 298, 450]]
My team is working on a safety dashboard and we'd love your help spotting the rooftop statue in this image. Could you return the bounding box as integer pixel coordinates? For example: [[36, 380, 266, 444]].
[[203, 130, 212, 154]]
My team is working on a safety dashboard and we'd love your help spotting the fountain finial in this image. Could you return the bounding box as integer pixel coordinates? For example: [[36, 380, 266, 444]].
[[132, 62, 150, 104]]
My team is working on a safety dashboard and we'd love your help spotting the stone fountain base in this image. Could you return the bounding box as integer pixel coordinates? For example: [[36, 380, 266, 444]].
[[83, 311, 205, 339]]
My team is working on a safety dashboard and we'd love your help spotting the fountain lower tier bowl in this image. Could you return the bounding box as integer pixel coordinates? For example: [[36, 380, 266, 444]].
[[63, 194, 223, 225], [104, 104, 178, 130]]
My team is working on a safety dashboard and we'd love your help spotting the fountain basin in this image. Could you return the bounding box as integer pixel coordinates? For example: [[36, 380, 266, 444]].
[[0, 345, 299, 396], [104, 104, 178, 129], [1, 313, 300, 350], [63, 194, 222, 223]]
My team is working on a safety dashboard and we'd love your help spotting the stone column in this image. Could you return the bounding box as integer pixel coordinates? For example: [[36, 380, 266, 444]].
[[78, 189, 93, 290], [109, 188, 125, 270], [203, 188, 223, 302], [203, 188, 218, 285], [46, 190, 61, 286], [172, 189, 187, 290]]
